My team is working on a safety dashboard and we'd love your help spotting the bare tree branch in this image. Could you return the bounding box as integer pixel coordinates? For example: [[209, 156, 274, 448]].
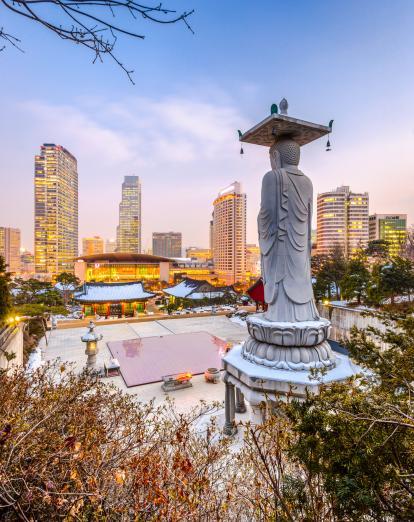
[[0, 0, 194, 82]]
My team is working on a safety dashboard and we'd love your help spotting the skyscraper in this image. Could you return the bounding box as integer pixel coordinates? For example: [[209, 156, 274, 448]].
[[213, 181, 246, 284], [34, 144, 78, 276], [369, 214, 407, 257], [152, 232, 182, 258], [105, 238, 117, 253], [117, 176, 141, 253], [317, 186, 369, 257], [0, 227, 21, 274], [82, 236, 104, 256]]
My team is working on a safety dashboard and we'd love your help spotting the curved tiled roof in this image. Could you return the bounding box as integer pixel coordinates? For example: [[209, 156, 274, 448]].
[[74, 282, 155, 303], [75, 252, 171, 264]]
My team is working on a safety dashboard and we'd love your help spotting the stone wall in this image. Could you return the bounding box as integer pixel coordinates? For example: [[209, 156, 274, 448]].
[[317, 304, 388, 349], [0, 324, 24, 371]]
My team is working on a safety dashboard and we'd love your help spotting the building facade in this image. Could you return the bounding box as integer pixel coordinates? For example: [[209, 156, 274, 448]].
[[105, 239, 117, 253], [82, 236, 104, 256], [245, 244, 261, 277], [186, 247, 212, 262], [34, 144, 78, 276], [0, 227, 21, 274], [369, 214, 407, 257], [117, 176, 141, 253], [213, 181, 246, 284], [152, 232, 182, 258], [317, 185, 369, 257]]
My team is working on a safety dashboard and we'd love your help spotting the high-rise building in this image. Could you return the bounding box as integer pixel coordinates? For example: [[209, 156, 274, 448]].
[[369, 214, 407, 257], [209, 216, 214, 258], [317, 186, 369, 257], [246, 244, 261, 276], [213, 181, 246, 284], [152, 232, 182, 258], [82, 236, 104, 256], [0, 227, 21, 274], [20, 249, 34, 277], [117, 176, 141, 253], [34, 144, 78, 276], [105, 238, 117, 253]]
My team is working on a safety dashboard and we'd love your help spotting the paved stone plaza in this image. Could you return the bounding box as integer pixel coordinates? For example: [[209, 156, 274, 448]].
[[40, 316, 249, 414]]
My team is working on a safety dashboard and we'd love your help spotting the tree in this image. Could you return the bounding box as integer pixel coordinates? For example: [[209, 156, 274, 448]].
[[0, 364, 236, 520], [312, 245, 347, 301], [365, 239, 391, 260], [369, 257, 414, 305], [0, 1, 194, 82], [55, 272, 80, 305], [341, 256, 371, 304], [0, 256, 11, 324], [11, 278, 63, 307], [284, 311, 414, 520]]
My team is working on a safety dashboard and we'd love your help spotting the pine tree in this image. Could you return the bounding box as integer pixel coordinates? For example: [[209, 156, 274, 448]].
[[0, 256, 11, 324]]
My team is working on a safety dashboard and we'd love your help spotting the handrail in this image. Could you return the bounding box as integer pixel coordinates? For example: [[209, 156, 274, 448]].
[[0, 325, 18, 352]]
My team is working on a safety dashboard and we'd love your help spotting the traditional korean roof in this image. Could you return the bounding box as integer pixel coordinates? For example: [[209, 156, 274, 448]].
[[247, 277, 265, 303], [73, 282, 155, 303], [75, 252, 171, 264], [163, 278, 236, 300]]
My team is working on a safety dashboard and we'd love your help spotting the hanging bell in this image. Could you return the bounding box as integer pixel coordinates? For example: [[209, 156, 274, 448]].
[[240, 146, 244, 155], [326, 139, 331, 152]]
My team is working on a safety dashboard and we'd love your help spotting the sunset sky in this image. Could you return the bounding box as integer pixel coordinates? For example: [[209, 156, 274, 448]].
[[1, 0, 414, 251]]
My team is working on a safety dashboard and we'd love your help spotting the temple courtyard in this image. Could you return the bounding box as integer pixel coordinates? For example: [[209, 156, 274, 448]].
[[39, 315, 249, 414]]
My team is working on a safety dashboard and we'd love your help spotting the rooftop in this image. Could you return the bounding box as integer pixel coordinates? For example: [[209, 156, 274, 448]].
[[74, 282, 155, 303], [75, 252, 171, 264]]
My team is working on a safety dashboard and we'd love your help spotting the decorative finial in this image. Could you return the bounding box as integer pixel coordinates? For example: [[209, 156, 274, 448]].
[[270, 104, 278, 115], [279, 98, 288, 115], [237, 130, 243, 138]]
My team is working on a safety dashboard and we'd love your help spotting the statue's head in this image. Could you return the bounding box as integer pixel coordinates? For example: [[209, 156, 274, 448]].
[[269, 138, 300, 169]]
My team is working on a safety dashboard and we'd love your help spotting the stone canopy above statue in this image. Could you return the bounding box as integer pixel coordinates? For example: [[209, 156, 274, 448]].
[[239, 113, 331, 147]]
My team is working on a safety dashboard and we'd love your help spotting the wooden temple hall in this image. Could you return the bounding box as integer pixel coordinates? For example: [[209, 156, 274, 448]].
[[73, 282, 155, 317]]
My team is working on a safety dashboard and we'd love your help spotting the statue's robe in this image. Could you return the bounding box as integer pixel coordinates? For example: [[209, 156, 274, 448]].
[[258, 166, 319, 322]]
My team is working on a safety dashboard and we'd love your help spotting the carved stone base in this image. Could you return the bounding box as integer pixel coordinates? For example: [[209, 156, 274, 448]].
[[247, 314, 330, 346], [241, 337, 336, 370]]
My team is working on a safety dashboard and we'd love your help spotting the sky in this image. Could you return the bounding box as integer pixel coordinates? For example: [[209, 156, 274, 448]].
[[1, 0, 414, 252]]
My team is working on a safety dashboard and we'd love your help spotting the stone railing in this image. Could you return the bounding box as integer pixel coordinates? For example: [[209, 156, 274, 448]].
[[0, 324, 24, 370], [317, 303, 388, 350]]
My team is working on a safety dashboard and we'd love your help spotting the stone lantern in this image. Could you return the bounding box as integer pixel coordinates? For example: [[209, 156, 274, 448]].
[[81, 321, 103, 369]]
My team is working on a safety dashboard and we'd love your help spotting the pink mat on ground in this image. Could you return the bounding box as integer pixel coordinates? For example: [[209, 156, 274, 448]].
[[107, 332, 228, 387]]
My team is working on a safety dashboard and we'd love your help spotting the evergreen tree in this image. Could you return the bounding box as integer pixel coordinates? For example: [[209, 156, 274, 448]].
[[341, 256, 371, 304], [0, 256, 11, 324]]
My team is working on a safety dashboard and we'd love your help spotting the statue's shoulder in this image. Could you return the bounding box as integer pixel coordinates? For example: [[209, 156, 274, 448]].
[[262, 169, 283, 183]]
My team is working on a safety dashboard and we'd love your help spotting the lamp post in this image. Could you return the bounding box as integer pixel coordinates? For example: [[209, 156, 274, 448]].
[[81, 321, 103, 369]]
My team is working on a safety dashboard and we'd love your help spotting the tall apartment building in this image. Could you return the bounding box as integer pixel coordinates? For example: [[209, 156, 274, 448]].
[[82, 236, 104, 256], [34, 144, 78, 276], [213, 181, 246, 284], [246, 243, 261, 277], [105, 238, 117, 253], [117, 176, 141, 253], [0, 227, 21, 274], [317, 186, 369, 257], [209, 216, 214, 258], [369, 214, 407, 257], [152, 232, 182, 258]]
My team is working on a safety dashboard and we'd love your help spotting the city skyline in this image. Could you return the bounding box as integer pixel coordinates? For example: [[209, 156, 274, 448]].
[[1, 1, 414, 252]]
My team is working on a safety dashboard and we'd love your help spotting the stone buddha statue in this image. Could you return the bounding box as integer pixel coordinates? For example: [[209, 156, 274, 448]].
[[258, 138, 319, 322]]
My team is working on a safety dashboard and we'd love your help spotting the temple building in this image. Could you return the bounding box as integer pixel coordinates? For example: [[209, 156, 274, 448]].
[[74, 253, 171, 284], [163, 278, 236, 302], [73, 282, 155, 317]]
